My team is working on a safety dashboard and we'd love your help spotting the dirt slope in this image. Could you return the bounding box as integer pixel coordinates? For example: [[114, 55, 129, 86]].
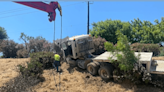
[[32, 62, 135, 92], [0, 58, 163, 92], [0, 58, 30, 87]]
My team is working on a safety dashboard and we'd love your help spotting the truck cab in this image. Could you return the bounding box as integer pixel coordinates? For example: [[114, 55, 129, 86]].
[[63, 34, 95, 59], [58, 34, 95, 69]]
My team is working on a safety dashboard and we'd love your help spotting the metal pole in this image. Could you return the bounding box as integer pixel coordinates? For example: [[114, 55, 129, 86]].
[[60, 16, 62, 46], [54, 21, 55, 42], [87, 1, 89, 34]]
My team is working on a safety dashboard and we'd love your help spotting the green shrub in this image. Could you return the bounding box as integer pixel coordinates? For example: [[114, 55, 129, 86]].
[[131, 43, 160, 56], [104, 30, 154, 85], [158, 47, 164, 56], [30, 51, 54, 69], [104, 30, 138, 72], [18, 51, 54, 78], [18, 61, 43, 78]]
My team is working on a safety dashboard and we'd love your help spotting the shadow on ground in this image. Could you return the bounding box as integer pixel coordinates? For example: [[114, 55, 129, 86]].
[[0, 75, 45, 92]]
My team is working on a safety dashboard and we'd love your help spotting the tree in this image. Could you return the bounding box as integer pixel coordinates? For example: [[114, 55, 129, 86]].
[[19, 32, 34, 50], [0, 26, 8, 52], [27, 36, 51, 53], [90, 17, 164, 44], [152, 17, 164, 43], [0, 26, 8, 40], [16, 44, 28, 58], [90, 19, 132, 44], [0, 40, 18, 58], [19, 33, 51, 56], [129, 18, 164, 44]]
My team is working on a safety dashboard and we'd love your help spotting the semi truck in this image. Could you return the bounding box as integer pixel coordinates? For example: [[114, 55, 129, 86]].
[[55, 34, 164, 81]]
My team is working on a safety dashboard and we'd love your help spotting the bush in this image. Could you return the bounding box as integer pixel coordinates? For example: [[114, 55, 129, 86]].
[[0, 75, 41, 92], [18, 51, 54, 79], [30, 51, 54, 69], [27, 39, 51, 53], [104, 30, 151, 84], [105, 30, 138, 72], [158, 47, 164, 56], [16, 49, 28, 58], [18, 60, 43, 79], [131, 43, 160, 56], [0, 40, 28, 58], [0, 40, 18, 58], [92, 36, 107, 55]]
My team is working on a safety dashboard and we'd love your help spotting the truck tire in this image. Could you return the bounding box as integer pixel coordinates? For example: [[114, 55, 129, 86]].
[[66, 57, 77, 67], [98, 66, 113, 81], [94, 61, 100, 66], [87, 62, 99, 76]]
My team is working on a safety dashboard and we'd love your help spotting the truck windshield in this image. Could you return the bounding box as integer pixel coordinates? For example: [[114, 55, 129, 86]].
[[62, 43, 67, 50]]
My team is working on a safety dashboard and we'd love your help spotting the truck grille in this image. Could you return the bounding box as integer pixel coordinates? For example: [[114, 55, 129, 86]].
[[78, 39, 93, 52]]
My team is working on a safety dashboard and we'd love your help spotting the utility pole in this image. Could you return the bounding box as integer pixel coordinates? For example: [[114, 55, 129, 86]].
[[87, 1, 89, 34]]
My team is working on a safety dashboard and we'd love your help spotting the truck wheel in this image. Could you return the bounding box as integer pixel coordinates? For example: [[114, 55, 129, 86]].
[[66, 57, 77, 67], [94, 61, 100, 66], [98, 66, 113, 81], [87, 62, 99, 76]]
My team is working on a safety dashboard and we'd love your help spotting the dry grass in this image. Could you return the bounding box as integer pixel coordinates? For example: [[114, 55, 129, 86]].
[[0, 58, 164, 92], [0, 58, 30, 87]]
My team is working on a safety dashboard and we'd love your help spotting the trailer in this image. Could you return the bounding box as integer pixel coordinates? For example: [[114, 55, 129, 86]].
[[87, 51, 164, 80]]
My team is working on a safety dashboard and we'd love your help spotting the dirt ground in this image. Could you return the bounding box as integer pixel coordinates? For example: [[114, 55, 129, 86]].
[[0, 58, 164, 92]]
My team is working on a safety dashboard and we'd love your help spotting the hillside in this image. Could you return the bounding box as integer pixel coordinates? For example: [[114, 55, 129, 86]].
[[0, 58, 164, 92]]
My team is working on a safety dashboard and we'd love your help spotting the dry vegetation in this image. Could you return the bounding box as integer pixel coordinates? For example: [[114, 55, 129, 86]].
[[0, 58, 164, 92], [0, 58, 30, 87]]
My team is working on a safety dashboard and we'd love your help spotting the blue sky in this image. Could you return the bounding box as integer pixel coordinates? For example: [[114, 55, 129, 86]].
[[0, 1, 164, 56]]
